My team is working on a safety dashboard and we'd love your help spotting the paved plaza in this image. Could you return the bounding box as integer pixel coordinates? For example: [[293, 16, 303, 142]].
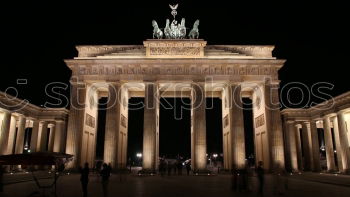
[[2, 172, 350, 197]]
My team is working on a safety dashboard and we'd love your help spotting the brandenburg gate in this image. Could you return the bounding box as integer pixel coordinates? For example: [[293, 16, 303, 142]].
[[64, 36, 286, 172], [1, 4, 350, 175]]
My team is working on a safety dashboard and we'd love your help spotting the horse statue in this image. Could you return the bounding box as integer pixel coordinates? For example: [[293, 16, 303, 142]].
[[178, 18, 186, 39], [188, 20, 200, 39], [164, 19, 172, 39], [152, 20, 163, 39]]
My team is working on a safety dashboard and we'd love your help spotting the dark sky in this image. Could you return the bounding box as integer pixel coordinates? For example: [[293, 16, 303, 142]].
[[1, 1, 348, 159]]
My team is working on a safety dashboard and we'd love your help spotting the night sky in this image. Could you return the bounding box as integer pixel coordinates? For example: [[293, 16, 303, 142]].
[[1, 1, 348, 160]]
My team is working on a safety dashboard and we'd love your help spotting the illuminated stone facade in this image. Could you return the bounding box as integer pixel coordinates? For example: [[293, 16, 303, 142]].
[[282, 92, 350, 173], [0, 92, 68, 158], [64, 39, 286, 172]]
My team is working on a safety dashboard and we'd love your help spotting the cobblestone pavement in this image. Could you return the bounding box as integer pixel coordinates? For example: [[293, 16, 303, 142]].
[[1, 172, 350, 197]]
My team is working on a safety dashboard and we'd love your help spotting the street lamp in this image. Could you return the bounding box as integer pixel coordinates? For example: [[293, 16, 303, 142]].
[[136, 153, 142, 166], [213, 154, 218, 158]]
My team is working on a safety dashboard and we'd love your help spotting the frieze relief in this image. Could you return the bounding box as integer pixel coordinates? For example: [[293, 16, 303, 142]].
[[150, 47, 201, 56], [75, 64, 279, 78]]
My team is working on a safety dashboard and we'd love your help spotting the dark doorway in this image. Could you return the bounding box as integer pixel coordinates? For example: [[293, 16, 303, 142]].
[[95, 97, 107, 160], [159, 98, 191, 159], [243, 98, 255, 166], [206, 98, 223, 165], [127, 97, 144, 166]]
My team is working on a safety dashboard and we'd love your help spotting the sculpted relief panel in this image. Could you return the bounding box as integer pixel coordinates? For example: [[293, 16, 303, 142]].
[[76, 64, 279, 79], [150, 47, 201, 56]]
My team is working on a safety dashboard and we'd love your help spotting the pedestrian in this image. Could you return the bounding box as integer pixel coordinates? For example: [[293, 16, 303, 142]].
[[273, 163, 288, 195], [0, 165, 4, 193], [100, 163, 111, 197], [231, 165, 238, 191], [256, 161, 264, 196], [159, 158, 166, 177], [177, 160, 183, 175], [186, 161, 191, 175], [167, 161, 171, 176], [80, 162, 89, 197]]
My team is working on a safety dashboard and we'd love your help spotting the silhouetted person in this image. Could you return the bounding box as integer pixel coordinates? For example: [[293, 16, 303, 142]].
[[177, 160, 183, 175], [159, 159, 166, 177], [186, 162, 191, 175], [231, 166, 239, 192], [167, 161, 171, 176], [273, 163, 288, 195], [173, 162, 177, 174], [100, 163, 111, 197], [80, 163, 89, 197], [0, 165, 4, 193], [256, 161, 265, 196]]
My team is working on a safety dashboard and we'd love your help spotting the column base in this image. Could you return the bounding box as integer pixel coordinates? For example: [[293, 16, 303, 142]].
[[138, 169, 157, 176], [327, 169, 338, 173], [192, 169, 212, 175]]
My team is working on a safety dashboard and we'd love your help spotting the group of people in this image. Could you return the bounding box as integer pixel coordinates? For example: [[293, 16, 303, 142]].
[[80, 162, 111, 197], [158, 158, 192, 176], [231, 161, 289, 196]]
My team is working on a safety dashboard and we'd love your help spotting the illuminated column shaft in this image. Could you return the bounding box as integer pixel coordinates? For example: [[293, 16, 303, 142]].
[[15, 116, 26, 154], [191, 82, 207, 171], [29, 120, 40, 152], [38, 122, 48, 151], [48, 124, 56, 152], [0, 111, 11, 155], [104, 82, 121, 168], [336, 112, 350, 173], [142, 82, 159, 171], [228, 83, 245, 169], [310, 120, 321, 171], [295, 125, 303, 170], [323, 116, 336, 171], [265, 82, 285, 169], [301, 122, 313, 171], [285, 121, 298, 171], [53, 120, 66, 153], [65, 82, 86, 168], [332, 116, 343, 171], [7, 116, 17, 154]]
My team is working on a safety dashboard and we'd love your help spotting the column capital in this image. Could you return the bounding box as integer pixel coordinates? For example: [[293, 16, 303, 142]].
[[286, 120, 295, 124], [264, 78, 281, 85], [227, 81, 242, 86], [322, 114, 333, 119], [106, 80, 121, 85], [337, 110, 348, 116], [0, 108, 11, 114]]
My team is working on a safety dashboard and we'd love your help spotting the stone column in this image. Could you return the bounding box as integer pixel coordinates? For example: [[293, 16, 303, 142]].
[[310, 120, 321, 171], [15, 116, 26, 154], [38, 121, 48, 151], [0, 110, 11, 155], [7, 116, 17, 154], [48, 123, 56, 152], [53, 120, 66, 153], [337, 112, 350, 173], [104, 82, 121, 168], [29, 120, 40, 152], [295, 124, 303, 170], [142, 82, 159, 172], [264, 82, 285, 169], [301, 122, 313, 171], [285, 121, 298, 172], [191, 82, 207, 172], [229, 83, 245, 169], [323, 116, 336, 171], [331, 116, 343, 172], [65, 81, 86, 168]]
